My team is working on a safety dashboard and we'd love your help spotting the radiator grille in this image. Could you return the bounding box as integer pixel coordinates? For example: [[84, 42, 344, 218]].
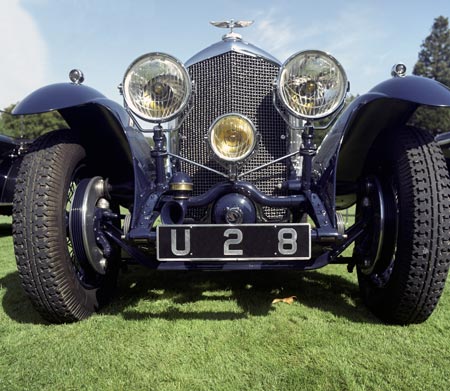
[[179, 52, 288, 220]]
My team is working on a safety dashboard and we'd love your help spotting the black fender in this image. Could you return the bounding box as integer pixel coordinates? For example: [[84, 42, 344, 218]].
[[13, 83, 154, 205], [313, 75, 450, 213]]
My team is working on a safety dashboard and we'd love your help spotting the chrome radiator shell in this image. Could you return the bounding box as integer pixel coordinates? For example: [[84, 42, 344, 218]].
[[179, 51, 289, 220]]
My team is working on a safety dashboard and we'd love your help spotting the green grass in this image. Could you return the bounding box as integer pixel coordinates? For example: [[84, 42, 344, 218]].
[[1, 214, 450, 391]]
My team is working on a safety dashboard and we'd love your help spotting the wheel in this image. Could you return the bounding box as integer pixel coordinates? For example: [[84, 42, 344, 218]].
[[353, 126, 450, 324], [12, 129, 119, 323]]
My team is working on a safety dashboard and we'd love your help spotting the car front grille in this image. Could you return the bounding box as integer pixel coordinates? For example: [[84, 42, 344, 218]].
[[179, 51, 288, 221]]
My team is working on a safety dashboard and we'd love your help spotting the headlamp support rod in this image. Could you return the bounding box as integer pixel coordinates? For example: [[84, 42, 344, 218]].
[[300, 121, 317, 192], [152, 123, 168, 190]]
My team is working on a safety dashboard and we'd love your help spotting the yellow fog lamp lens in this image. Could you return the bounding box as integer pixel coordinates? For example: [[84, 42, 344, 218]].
[[277, 50, 348, 120], [123, 52, 191, 122], [209, 114, 257, 162]]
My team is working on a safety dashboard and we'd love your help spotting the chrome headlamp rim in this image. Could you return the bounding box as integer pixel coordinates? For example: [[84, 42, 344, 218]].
[[122, 52, 192, 123], [208, 113, 258, 163], [276, 49, 348, 120]]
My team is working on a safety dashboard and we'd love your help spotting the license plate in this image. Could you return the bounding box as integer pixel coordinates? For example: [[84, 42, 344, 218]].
[[157, 224, 311, 261]]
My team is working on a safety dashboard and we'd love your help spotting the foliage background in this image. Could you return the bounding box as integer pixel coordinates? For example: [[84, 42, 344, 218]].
[[0, 105, 66, 140], [410, 16, 450, 135]]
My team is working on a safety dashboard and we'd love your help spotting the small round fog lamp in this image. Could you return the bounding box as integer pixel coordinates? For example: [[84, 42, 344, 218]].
[[208, 114, 257, 162]]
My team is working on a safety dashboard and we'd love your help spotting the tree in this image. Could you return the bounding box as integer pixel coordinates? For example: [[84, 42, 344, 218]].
[[410, 16, 450, 135], [0, 104, 67, 140]]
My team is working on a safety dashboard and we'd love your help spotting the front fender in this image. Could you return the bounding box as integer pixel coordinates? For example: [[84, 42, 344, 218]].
[[13, 83, 108, 115], [13, 83, 154, 205], [369, 75, 450, 106], [314, 75, 450, 212]]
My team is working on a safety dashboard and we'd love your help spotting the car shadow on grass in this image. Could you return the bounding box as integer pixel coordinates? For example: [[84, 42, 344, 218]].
[[0, 271, 48, 324], [1, 265, 378, 325], [0, 223, 12, 237], [104, 266, 379, 324]]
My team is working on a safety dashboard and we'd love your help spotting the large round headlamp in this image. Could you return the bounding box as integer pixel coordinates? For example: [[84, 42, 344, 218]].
[[208, 114, 257, 162], [277, 50, 348, 120], [123, 53, 191, 122]]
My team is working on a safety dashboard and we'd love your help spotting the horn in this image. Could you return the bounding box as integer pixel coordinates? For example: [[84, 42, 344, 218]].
[[160, 201, 186, 225]]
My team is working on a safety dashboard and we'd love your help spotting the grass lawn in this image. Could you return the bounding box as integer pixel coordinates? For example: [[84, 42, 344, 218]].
[[1, 213, 449, 391]]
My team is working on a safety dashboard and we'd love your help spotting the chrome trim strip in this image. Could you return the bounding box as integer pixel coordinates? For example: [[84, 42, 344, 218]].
[[238, 151, 300, 178], [167, 152, 229, 178], [435, 131, 450, 146]]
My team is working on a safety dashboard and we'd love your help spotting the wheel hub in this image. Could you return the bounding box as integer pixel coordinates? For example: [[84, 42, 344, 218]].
[[356, 176, 398, 278], [357, 177, 386, 275], [69, 177, 110, 275]]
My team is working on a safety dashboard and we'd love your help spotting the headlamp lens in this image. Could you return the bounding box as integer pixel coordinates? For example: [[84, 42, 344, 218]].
[[123, 53, 191, 122], [278, 50, 348, 120]]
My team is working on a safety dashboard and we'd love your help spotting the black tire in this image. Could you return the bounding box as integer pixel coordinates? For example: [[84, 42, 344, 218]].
[[12, 129, 119, 323], [354, 126, 450, 324]]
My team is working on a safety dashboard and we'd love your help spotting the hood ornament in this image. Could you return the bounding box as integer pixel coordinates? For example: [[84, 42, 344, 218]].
[[210, 19, 254, 41]]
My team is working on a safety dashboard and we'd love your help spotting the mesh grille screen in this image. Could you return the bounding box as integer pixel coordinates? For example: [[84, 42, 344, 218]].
[[179, 52, 288, 220]]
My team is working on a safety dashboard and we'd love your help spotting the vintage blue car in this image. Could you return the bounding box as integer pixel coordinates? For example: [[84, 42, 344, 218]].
[[11, 21, 450, 324]]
